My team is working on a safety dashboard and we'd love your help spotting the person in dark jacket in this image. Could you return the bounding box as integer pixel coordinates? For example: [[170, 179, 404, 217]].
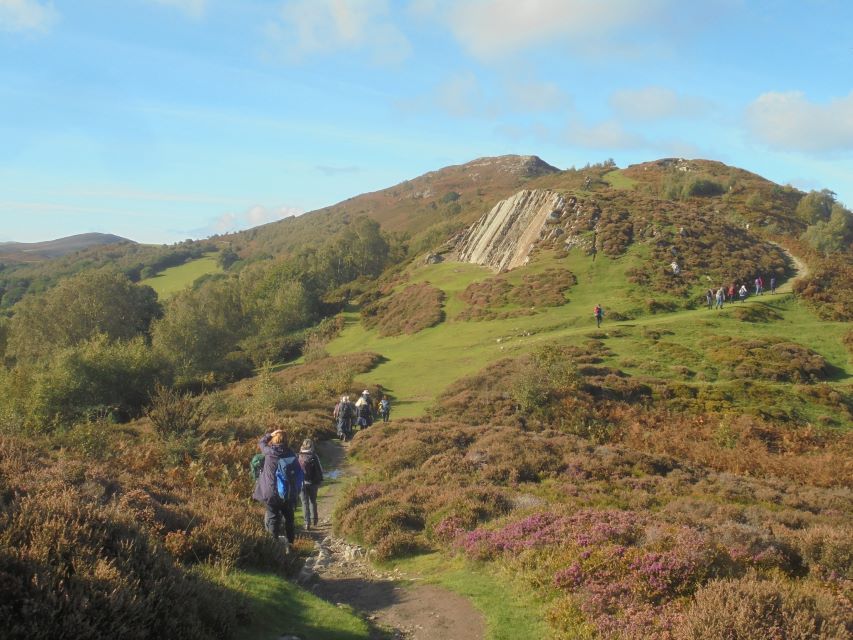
[[252, 429, 296, 547], [297, 438, 323, 530]]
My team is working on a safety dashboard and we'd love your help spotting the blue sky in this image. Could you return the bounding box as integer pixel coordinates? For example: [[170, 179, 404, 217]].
[[1, 0, 852, 244]]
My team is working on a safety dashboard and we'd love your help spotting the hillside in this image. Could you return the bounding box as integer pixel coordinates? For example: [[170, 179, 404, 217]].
[[1, 154, 851, 640], [223, 155, 560, 259], [0, 232, 133, 262]]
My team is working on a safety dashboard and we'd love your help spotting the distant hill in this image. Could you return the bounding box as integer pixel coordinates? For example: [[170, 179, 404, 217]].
[[0, 233, 134, 262]]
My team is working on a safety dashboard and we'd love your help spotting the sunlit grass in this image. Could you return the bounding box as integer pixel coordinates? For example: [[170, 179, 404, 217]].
[[141, 254, 222, 299]]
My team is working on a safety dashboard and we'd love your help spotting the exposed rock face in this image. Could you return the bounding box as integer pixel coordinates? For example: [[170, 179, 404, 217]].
[[456, 189, 565, 271]]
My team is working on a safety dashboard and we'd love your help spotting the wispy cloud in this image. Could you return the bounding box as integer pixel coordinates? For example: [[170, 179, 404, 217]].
[[0, 0, 58, 34], [444, 0, 669, 60], [208, 204, 303, 236], [745, 90, 853, 153], [565, 118, 648, 150], [265, 0, 411, 65], [147, 0, 207, 19], [0, 201, 149, 217], [610, 87, 712, 121]]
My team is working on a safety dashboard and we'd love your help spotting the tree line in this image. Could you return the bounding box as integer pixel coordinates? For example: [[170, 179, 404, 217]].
[[0, 218, 394, 432]]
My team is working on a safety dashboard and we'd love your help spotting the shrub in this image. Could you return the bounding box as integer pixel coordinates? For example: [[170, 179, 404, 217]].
[[676, 573, 851, 640], [146, 383, 210, 438]]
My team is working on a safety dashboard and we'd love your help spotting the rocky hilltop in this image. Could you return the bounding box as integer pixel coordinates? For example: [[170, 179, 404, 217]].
[[456, 189, 565, 271]]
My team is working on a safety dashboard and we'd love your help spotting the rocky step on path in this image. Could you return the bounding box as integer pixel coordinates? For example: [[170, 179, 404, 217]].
[[286, 439, 485, 640]]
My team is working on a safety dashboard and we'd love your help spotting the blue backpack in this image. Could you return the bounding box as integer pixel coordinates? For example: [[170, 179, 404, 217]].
[[275, 454, 304, 502]]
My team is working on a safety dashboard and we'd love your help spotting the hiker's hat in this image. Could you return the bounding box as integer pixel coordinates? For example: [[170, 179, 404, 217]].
[[362, 389, 370, 395], [300, 438, 314, 453]]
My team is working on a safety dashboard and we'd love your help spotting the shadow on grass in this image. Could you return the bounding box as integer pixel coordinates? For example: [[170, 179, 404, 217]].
[[226, 570, 383, 640]]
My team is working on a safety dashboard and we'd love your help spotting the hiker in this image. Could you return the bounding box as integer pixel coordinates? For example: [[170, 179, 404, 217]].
[[593, 304, 603, 328], [705, 289, 714, 310], [739, 283, 748, 302], [380, 395, 391, 423], [727, 284, 735, 302], [671, 261, 680, 275], [252, 430, 297, 548], [715, 287, 725, 309], [770, 276, 777, 294], [355, 390, 374, 429], [334, 395, 354, 441], [754, 276, 762, 296], [298, 438, 323, 531]]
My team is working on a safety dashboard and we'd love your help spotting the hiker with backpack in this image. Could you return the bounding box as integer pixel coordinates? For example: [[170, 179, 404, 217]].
[[593, 304, 603, 328], [334, 395, 354, 441], [298, 438, 323, 531], [251, 429, 303, 549], [379, 395, 390, 423], [355, 390, 374, 429]]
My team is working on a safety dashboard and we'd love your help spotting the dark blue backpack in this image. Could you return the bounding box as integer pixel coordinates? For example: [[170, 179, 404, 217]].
[[275, 454, 304, 502]]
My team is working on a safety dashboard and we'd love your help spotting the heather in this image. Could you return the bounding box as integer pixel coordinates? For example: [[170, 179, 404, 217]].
[[340, 415, 852, 638], [361, 282, 446, 335]]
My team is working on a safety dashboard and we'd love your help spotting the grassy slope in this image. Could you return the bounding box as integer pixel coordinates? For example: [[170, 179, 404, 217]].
[[326, 247, 851, 421], [141, 254, 222, 299]]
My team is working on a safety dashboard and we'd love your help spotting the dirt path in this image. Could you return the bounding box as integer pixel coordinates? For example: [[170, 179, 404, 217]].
[[774, 243, 808, 294], [295, 439, 485, 640]]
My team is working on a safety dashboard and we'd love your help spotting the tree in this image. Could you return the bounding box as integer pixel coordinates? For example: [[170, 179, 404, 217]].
[[801, 203, 853, 255], [795, 189, 835, 224], [7, 269, 162, 363], [151, 279, 247, 383], [217, 247, 239, 270]]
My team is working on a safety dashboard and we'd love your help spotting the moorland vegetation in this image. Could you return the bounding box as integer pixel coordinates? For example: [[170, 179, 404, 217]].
[[0, 155, 851, 639]]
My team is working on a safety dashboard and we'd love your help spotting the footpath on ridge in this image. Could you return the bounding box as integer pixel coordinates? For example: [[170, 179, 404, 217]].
[[292, 439, 485, 640]]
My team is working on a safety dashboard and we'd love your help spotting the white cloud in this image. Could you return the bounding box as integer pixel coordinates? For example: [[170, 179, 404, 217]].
[[746, 90, 853, 153], [0, 0, 58, 33], [565, 118, 647, 150], [148, 0, 207, 19], [436, 71, 484, 117], [212, 204, 302, 234], [506, 79, 570, 112], [610, 87, 711, 121], [445, 0, 668, 59], [266, 0, 411, 64]]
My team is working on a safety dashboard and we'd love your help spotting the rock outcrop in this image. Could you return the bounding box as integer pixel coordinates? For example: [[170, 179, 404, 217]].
[[456, 189, 565, 271]]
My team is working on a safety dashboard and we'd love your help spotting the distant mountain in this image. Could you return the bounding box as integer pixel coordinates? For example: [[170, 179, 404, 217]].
[[0, 233, 134, 262]]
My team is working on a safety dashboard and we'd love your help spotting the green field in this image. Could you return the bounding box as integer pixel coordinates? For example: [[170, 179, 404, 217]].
[[141, 254, 222, 298], [326, 248, 852, 420]]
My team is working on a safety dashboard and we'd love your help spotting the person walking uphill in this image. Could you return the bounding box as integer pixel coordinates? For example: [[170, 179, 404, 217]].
[[593, 304, 604, 328], [298, 438, 323, 531], [355, 390, 374, 429], [252, 429, 299, 549]]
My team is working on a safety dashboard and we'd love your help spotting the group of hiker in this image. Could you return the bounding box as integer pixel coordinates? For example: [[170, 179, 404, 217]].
[[333, 390, 390, 441], [251, 390, 391, 547], [251, 431, 324, 549], [704, 275, 777, 310]]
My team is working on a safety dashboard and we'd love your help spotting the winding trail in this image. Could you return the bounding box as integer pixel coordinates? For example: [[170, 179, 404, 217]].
[[773, 242, 808, 294], [296, 439, 485, 640]]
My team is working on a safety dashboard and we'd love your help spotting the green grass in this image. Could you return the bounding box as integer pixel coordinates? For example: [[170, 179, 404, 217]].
[[217, 570, 373, 640], [602, 169, 639, 190], [325, 247, 852, 421], [141, 254, 222, 299], [385, 553, 553, 640]]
